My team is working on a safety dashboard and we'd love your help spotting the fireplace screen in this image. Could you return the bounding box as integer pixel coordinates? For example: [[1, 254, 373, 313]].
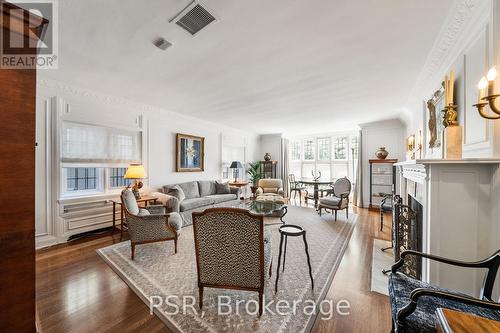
[[394, 196, 422, 279]]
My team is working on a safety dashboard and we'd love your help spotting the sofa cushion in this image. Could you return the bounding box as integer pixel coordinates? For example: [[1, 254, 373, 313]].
[[205, 194, 238, 204], [198, 181, 217, 197], [388, 272, 500, 333], [263, 187, 278, 193], [168, 185, 186, 202], [164, 181, 200, 199], [215, 181, 231, 194], [180, 197, 214, 212]]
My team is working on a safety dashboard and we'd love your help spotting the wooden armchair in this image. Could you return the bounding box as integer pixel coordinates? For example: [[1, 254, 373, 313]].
[[121, 189, 182, 260], [288, 174, 308, 201], [389, 249, 500, 332], [192, 208, 272, 316]]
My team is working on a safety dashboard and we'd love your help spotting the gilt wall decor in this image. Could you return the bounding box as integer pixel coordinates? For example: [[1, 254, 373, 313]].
[[176, 133, 205, 172], [425, 83, 446, 158]]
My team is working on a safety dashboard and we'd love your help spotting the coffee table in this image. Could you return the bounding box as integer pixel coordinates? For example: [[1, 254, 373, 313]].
[[217, 200, 288, 223]]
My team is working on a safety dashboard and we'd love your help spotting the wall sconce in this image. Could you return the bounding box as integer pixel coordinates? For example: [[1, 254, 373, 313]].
[[406, 130, 422, 160], [473, 66, 500, 120]]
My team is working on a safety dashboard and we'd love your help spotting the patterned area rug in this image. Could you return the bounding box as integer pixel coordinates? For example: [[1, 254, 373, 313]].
[[97, 205, 357, 333]]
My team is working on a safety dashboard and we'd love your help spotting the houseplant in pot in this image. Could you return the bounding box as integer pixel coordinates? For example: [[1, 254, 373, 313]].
[[247, 162, 261, 198]]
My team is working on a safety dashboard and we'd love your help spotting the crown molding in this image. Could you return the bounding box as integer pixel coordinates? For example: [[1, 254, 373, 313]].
[[407, 0, 492, 106], [37, 77, 157, 113]]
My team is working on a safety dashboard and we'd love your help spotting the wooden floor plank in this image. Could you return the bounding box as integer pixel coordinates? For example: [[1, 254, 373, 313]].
[[36, 202, 392, 333]]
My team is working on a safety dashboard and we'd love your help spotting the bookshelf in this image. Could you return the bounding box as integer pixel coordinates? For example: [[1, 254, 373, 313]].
[[369, 159, 397, 210]]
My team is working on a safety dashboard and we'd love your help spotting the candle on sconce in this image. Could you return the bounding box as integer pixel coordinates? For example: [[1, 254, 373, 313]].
[[444, 75, 449, 106], [449, 70, 454, 106], [487, 66, 497, 96], [478, 77, 488, 103]]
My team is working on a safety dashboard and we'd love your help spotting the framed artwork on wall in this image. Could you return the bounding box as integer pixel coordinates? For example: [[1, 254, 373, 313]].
[[176, 133, 205, 172], [425, 83, 446, 159]]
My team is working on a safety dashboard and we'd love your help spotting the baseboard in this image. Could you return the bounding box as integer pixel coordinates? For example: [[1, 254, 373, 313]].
[[35, 235, 58, 249]]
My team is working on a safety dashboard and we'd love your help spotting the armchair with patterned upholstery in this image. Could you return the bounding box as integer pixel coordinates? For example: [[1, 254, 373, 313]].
[[389, 249, 500, 332], [317, 177, 351, 221], [121, 189, 182, 260], [255, 178, 284, 197], [192, 208, 272, 316]]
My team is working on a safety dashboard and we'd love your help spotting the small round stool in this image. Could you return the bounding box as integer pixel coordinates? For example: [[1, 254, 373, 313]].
[[274, 224, 314, 293]]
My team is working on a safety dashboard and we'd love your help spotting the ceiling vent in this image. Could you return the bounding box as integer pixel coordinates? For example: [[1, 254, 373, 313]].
[[170, 1, 216, 35], [153, 38, 172, 50]]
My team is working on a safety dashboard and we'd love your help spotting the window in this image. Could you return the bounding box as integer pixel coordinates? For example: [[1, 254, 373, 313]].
[[63, 167, 104, 193], [317, 137, 331, 160], [334, 137, 347, 160], [61, 121, 142, 197], [109, 167, 132, 188], [288, 133, 358, 182], [290, 141, 301, 161], [303, 139, 315, 161], [351, 136, 359, 160]]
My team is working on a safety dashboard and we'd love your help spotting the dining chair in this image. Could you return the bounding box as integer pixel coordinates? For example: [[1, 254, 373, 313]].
[[317, 177, 352, 221], [288, 174, 308, 201]]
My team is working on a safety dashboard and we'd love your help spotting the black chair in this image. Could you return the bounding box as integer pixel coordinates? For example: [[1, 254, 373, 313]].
[[389, 249, 500, 333], [288, 174, 308, 202], [380, 194, 394, 231]]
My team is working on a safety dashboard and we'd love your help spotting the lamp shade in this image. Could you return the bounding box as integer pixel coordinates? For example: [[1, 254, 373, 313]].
[[124, 164, 146, 179], [229, 161, 243, 169]]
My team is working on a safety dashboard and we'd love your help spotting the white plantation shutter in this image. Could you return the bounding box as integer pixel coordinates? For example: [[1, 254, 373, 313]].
[[62, 121, 141, 164]]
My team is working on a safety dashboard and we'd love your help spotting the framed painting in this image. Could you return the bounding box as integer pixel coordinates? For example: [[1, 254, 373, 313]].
[[176, 133, 205, 172], [425, 83, 446, 159]]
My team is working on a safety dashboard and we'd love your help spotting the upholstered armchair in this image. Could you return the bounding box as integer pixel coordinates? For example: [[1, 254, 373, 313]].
[[255, 178, 284, 197], [121, 189, 182, 260], [317, 177, 351, 221], [389, 249, 500, 333], [192, 208, 272, 316]]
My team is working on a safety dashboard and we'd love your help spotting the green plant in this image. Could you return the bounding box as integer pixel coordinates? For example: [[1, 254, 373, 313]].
[[246, 162, 261, 186]]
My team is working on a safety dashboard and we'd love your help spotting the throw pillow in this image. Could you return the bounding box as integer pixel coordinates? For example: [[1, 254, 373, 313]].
[[216, 181, 231, 194], [168, 185, 186, 202]]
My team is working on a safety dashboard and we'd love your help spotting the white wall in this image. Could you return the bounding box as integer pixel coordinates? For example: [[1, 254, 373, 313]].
[[359, 119, 406, 207], [405, 0, 500, 159], [35, 78, 259, 248]]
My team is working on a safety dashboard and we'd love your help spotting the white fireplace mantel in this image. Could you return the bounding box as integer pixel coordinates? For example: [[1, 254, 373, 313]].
[[395, 158, 500, 298]]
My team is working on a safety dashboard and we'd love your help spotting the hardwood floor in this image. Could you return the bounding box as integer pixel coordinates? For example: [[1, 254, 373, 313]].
[[36, 202, 392, 333]]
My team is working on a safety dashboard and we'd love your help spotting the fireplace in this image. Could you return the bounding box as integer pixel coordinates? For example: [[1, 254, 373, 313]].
[[393, 195, 422, 279]]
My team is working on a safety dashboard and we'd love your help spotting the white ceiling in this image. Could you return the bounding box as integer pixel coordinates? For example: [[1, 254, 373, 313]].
[[41, 0, 454, 135]]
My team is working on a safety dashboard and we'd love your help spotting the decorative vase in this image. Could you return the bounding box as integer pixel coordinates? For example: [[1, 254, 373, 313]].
[[376, 147, 389, 159], [264, 153, 271, 161]]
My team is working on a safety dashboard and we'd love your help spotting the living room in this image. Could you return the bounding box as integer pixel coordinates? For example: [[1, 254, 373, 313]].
[[2, 0, 500, 332]]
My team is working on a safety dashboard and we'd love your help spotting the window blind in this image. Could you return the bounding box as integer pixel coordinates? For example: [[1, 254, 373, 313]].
[[62, 121, 141, 164]]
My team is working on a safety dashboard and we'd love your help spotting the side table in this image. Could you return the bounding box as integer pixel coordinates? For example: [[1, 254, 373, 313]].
[[435, 308, 500, 333], [228, 181, 249, 200], [275, 224, 314, 292], [111, 195, 159, 241]]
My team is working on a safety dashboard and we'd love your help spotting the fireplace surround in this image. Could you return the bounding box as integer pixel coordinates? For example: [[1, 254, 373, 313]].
[[395, 158, 500, 297]]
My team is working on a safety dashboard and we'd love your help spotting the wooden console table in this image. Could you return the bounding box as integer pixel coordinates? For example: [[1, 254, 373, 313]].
[[111, 195, 158, 241], [435, 308, 500, 333]]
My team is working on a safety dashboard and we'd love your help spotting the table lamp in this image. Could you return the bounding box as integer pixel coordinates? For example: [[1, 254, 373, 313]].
[[124, 164, 146, 199], [229, 161, 243, 182]]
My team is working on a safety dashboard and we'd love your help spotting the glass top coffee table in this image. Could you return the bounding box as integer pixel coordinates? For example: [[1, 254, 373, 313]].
[[218, 200, 288, 223]]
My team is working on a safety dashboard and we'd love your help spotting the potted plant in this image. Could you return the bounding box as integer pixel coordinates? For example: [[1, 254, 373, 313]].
[[246, 162, 261, 197]]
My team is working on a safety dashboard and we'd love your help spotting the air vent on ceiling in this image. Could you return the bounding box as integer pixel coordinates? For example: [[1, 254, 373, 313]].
[[153, 38, 172, 50], [173, 2, 216, 35]]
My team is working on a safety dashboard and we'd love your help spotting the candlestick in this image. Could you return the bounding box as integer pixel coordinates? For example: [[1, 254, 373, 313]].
[[449, 70, 454, 106], [478, 77, 488, 103]]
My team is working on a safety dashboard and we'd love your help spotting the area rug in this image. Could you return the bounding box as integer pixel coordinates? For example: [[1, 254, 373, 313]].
[[370, 239, 393, 296], [97, 206, 357, 333]]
